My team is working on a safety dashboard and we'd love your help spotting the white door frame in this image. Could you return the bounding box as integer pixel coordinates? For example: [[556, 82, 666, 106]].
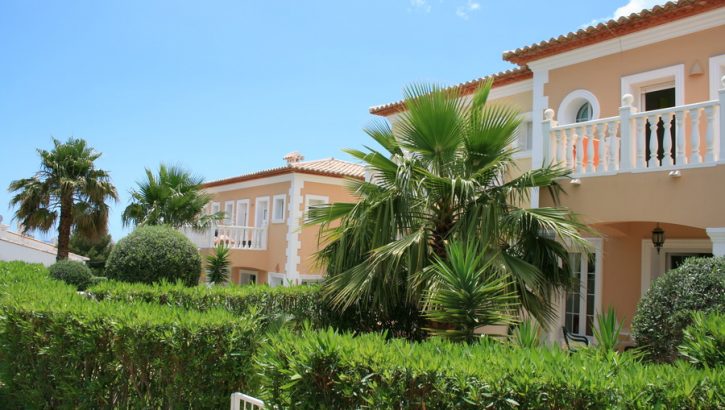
[[235, 199, 250, 226], [640, 239, 712, 297], [559, 237, 603, 340], [254, 197, 270, 228]]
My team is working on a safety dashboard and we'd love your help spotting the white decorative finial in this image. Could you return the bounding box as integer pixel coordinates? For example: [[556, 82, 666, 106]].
[[544, 108, 555, 121], [721, 75, 725, 89], [622, 94, 634, 107]]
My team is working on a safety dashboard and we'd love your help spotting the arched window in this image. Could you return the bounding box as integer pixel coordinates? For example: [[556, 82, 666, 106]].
[[575, 102, 593, 123]]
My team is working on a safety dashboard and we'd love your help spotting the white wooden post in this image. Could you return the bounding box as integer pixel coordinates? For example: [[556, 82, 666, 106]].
[[619, 94, 636, 171], [543, 108, 557, 165], [719, 76, 725, 163]]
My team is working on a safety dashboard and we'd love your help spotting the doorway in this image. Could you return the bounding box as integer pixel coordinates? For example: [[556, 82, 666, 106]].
[[643, 84, 676, 166]]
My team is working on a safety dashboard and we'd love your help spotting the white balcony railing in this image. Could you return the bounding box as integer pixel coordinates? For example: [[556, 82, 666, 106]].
[[180, 225, 268, 250], [542, 76, 725, 178]]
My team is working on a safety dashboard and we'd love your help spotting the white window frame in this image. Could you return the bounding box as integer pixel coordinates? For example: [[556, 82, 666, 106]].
[[708, 54, 725, 101], [254, 197, 270, 228], [223, 201, 235, 225], [235, 199, 250, 226], [513, 112, 533, 158], [640, 239, 712, 297], [211, 202, 220, 216], [557, 89, 601, 125], [271, 194, 286, 224], [267, 272, 286, 287], [621, 64, 685, 112], [560, 238, 602, 341], [305, 195, 329, 221]]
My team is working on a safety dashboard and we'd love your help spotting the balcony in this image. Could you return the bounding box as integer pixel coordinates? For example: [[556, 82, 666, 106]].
[[180, 225, 268, 250], [542, 77, 724, 178]]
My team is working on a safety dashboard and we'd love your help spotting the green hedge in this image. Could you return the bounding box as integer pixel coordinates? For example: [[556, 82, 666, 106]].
[[256, 328, 725, 409], [88, 279, 328, 327], [0, 261, 259, 409]]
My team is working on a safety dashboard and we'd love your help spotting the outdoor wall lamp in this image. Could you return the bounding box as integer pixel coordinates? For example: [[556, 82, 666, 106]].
[[652, 223, 665, 254]]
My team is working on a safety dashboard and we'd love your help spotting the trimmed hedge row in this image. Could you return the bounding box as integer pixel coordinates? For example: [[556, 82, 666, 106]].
[[0, 261, 259, 409], [256, 328, 725, 409], [88, 279, 328, 327]]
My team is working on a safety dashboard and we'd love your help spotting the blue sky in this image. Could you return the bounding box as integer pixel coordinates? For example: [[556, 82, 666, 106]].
[[0, 0, 663, 241]]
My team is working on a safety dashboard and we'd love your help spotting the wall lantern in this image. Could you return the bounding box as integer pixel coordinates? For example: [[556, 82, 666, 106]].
[[652, 223, 665, 254]]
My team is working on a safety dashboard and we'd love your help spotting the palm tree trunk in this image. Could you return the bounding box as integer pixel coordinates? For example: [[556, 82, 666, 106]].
[[56, 191, 73, 261]]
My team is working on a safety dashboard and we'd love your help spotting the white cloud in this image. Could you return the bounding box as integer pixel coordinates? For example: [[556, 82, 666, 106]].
[[456, 0, 481, 20], [409, 0, 431, 13], [579, 0, 667, 29]]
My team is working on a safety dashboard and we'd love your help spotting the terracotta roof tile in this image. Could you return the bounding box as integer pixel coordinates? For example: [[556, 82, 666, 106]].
[[203, 158, 365, 188], [369, 66, 532, 116], [503, 0, 724, 65]]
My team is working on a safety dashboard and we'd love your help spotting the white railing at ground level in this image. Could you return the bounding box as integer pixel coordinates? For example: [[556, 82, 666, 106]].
[[179, 224, 268, 250], [231, 392, 264, 410], [542, 76, 725, 178]]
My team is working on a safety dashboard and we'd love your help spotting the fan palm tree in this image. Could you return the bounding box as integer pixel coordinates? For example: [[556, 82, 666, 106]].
[[122, 164, 222, 229], [309, 79, 590, 327], [8, 138, 118, 260]]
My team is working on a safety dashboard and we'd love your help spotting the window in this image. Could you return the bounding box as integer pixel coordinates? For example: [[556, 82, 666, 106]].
[[516, 120, 533, 151], [211, 202, 220, 217], [223, 201, 234, 225], [558, 89, 600, 125], [272, 194, 286, 223], [575, 102, 592, 123], [564, 252, 599, 338], [305, 195, 329, 221], [235, 199, 250, 226]]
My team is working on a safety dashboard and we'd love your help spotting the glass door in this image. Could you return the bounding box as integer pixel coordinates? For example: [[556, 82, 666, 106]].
[[565, 252, 598, 338], [643, 84, 676, 166]]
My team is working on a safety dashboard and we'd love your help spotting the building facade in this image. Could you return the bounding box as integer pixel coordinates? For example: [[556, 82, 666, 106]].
[[370, 0, 725, 342], [183, 153, 363, 286]]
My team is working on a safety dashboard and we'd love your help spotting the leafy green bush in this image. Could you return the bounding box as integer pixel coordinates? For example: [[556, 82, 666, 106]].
[[679, 311, 725, 368], [48, 259, 93, 290], [593, 307, 623, 352], [256, 328, 724, 409], [88, 278, 328, 327], [205, 244, 230, 285], [632, 257, 725, 362], [105, 225, 201, 286], [0, 261, 259, 409]]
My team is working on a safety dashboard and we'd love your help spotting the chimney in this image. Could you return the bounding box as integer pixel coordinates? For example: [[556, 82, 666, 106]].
[[283, 151, 304, 165]]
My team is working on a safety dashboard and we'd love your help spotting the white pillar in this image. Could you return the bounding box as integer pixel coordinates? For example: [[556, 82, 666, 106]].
[[718, 75, 725, 163], [619, 94, 636, 172], [706, 227, 725, 257]]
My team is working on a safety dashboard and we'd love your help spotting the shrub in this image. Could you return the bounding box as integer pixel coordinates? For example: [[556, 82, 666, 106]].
[[48, 260, 93, 290], [678, 311, 725, 368], [632, 257, 725, 362], [510, 318, 541, 348], [256, 328, 724, 409], [205, 245, 230, 285], [88, 279, 328, 328], [593, 307, 623, 352], [0, 261, 259, 409], [105, 225, 201, 286]]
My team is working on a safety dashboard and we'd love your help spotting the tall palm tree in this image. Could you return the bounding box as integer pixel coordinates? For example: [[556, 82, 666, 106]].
[[8, 138, 118, 260], [122, 164, 222, 229], [309, 79, 590, 327]]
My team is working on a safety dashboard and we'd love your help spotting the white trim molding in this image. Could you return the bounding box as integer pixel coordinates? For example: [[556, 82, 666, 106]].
[[285, 175, 304, 285], [557, 89, 601, 125], [271, 194, 286, 224], [530, 67, 550, 208], [706, 227, 725, 257], [640, 239, 712, 296], [621, 64, 685, 111], [204, 174, 293, 193]]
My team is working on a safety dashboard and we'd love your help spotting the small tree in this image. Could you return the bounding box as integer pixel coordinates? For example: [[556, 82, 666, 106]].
[[69, 230, 113, 276], [206, 245, 230, 285], [8, 138, 118, 260], [423, 241, 516, 343]]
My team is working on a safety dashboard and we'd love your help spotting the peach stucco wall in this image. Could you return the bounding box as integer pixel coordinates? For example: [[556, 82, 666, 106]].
[[490, 90, 533, 113], [298, 180, 359, 276], [545, 26, 725, 119], [540, 165, 725, 229], [590, 222, 708, 331]]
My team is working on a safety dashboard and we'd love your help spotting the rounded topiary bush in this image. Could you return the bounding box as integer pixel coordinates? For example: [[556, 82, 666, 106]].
[[632, 256, 725, 362], [105, 226, 201, 286], [48, 260, 93, 290]]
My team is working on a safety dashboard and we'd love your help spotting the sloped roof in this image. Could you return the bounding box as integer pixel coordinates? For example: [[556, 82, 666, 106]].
[[503, 0, 724, 65], [203, 158, 365, 188], [369, 66, 532, 116], [0, 227, 88, 262]]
